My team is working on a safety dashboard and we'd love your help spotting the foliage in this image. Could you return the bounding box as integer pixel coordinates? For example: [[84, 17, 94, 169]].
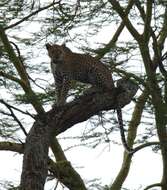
[[0, 0, 167, 190]]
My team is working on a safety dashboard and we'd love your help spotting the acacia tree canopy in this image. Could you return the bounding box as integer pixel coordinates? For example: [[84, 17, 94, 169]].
[[0, 1, 167, 190]]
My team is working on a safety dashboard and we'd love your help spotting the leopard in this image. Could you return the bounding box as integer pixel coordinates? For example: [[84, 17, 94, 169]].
[[46, 43, 134, 154]]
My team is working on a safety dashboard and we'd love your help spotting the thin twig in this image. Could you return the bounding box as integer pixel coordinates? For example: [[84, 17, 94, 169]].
[[132, 141, 160, 154], [135, 0, 167, 76], [143, 183, 162, 190], [4, 0, 61, 30], [28, 75, 48, 92], [59, 0, 81, 32], [0, 99, 28, 136], [10, 41, 22, 60], [0, 99, 35, 119]]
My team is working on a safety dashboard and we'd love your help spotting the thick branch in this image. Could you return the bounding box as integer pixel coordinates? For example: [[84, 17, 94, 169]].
[[143, 0, 153, 43], [50, 138, 67, 161], [158, 7, 167, 49], [20, 119, 50, 190], [20, 78, 138, 190], [0, 141, 23, 153], [135, 0, 165, 74], [48, 159, 87, 190], [50, 138, 87, 189], [48, 79, 138, 136], [0, 27, 29, 85], [108, 0, 142, 42], [0, 140, 86, 190]]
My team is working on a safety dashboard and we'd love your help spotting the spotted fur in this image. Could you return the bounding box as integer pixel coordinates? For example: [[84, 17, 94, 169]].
[[46, 43, 114, 105], [46, 43, 134, 154]]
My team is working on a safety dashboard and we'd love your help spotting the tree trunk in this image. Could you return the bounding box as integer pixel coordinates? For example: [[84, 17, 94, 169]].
[[20, 119, 50, 190], [20, 79, 138, 190]]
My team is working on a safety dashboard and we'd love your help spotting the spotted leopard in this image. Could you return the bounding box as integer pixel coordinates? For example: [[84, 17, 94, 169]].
[[46, 43, 134, 154]]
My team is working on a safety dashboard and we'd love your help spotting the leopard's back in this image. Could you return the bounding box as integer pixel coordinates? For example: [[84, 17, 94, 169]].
[[63, 52, 114, 89]]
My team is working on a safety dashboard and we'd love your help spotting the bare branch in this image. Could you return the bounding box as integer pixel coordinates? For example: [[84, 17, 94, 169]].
[[10, 41, 22, 60], [143, 183, 163, 190], [108, 0, 142, 42], [0, 141, 23, 153], [0, 27, 30, 86], [135, 1, 167, 76], [4, 0, 61, 30], [158, 7, 167, 49], [0, 140, 86, 189], [49, 138, 87, 190], [48, 158, 87, 190], [50, 138, 67, 161], [0, 27, 45, 115], [96, 0, 136, 59], [0, 99, 35, 118], [0, 99, 28, 136], [20, 78, 138, 189], [0, 71, 25, 87], [143, 0, 153, 43], [132, 141, 160, 154], [49, 79, 138, 136]]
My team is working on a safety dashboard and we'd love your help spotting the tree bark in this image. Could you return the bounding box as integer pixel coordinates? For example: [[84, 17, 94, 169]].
[[20, 79, 138, 190], [20, 119, 50, 190]]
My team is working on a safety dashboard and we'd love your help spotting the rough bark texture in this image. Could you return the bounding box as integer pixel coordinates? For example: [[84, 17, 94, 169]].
[[48, 159, 87, 190], [20, 78, 138, 190], [47, 80, 138, 137], [20, 119, 50, 190]]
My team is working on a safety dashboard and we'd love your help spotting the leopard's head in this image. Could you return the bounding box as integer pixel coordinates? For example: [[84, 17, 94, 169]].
[[46, 43, 64, 64]]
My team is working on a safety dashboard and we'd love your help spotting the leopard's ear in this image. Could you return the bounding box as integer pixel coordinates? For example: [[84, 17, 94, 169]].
[[61, 43, 66, 48], [61, 43, 72, 53], [46, 43, 52, 50]]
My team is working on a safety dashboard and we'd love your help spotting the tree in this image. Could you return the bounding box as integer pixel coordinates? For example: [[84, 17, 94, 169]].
[[0, 0, 167, 190]]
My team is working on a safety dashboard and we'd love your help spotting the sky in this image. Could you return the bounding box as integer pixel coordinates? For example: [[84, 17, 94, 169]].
[[0, 120, 162, 190], [0, 1, 164, 190]]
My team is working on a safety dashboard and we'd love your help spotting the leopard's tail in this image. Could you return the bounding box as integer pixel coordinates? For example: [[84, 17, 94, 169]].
[[116, 108, 134, 154]]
